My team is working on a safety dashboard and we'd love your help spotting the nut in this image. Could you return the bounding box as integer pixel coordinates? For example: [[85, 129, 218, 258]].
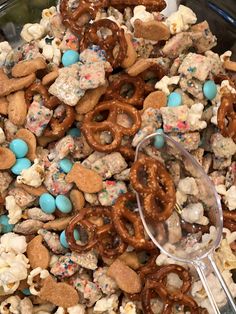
[[43, 216, 72, 231], [107, 259, 142, 294], [0, 147, 16, 170], [121, 33, 137, 69], [7, 91, 27, 126], [75, 83, 108, 115], [69, 189, 85, 212]]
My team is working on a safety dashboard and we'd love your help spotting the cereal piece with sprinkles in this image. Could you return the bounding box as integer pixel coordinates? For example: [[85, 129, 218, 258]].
[[51, 254, 80, 278], [25, 98, 53, 136], [38, 228, 67, 254], [98, 181, 127, 206], [160, 105, 190, 133]]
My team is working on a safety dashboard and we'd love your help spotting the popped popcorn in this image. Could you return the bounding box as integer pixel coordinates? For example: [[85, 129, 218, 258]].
[[181, 202, 209, 225], [38, 36, 62, 65], [21, 23, 45, 42], [178, 177, 199, 195], [93, 294, 119, 314], [17, 159, 44, 187], [155, 75, 180, 95], [165, 5, 197, 34], [27, 267, 49, 295], [120, 301, 137, 314], [130, 5, 154, 27], [0, 42, 14, 68], [211, 133, 236, 158], [5, 196, 22, 225]]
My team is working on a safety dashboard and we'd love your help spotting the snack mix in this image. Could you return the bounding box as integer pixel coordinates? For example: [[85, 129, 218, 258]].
[[1, 0, 236, 313]]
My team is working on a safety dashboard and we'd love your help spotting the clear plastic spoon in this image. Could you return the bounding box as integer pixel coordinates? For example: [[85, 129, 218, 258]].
[[134, 132, 236, 314]]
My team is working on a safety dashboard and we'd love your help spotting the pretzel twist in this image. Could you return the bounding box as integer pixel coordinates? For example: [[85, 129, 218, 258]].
[[141, 264, 200, 314], [217, 94, 236, 141], [113, 192, 155, 251], [130, 157, 176, 222], [104, 74, 145, 107], [66, 207, 127, 257], [81, 100, 141, 152], [80, 19, 127, 68]]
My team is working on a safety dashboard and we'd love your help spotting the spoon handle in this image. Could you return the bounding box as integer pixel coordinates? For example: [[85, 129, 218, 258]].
[[193, 253, 236, 314]]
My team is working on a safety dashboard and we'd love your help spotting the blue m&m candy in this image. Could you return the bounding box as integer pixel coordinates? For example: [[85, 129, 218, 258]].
[[167, 92, 182, 107], [56, 195, 72, 213], [203, 80, 217, 100], [60, 229, 79, 248], [59, 158, 73, 174], [67, 128, 81, 137], [9, 139, 28, 158], [22, 288, 31, 296], [39, 193, 56, 214], [11, 158, 31, 175], [154, 129, 165, 149], [0, 215, 14, 233], [62, 50, 80, 67]]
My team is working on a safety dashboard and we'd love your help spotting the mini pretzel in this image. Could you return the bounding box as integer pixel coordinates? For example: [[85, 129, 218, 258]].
[[142, 264, 199, 314], [113, 192, 155, 251], [81, 100, 141, 152], [25, 82, 60, 109], [66, 207, 127, 256], [60, 0, 108, 35], [43, 105, 75, 138], [109, 0, 166, 12], [217, 94, 236, 141], [130, 157, 176, 222], [140, 64, 166, 94], [80, 19, 127, 68], [104, 74, 145, 107]]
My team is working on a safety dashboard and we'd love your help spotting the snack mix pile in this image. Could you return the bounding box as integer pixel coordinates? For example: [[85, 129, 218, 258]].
[[1, 0, 236, 313]]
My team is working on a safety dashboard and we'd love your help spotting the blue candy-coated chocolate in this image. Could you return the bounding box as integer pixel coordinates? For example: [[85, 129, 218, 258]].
[[59, 158, 73, 174], [67, 128, 81, 137], [167, 92, 182, 107], [154, 128, 165, 149], [11, 158, 31, 175], [39, 193, 56, 214], [55, 195, 72, 213], [0, 215, 14, 233], [60, 229, 79, 248], [22, 288, 31, 296], [62, 50, 80, 67], [203, 80, 217, 100], [9, 139, 28, 158]]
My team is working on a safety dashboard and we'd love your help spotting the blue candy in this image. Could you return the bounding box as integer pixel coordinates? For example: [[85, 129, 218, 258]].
[[203, 80, 217, 100], [67, 128, 81, 137], [22, 288, 31, 296], [55, 195, 72, 213], [60, 229, 79, 248], [59, 158, 73, 174], [0, 215, 14, 233], [9, 139, 28, 158], [167, 92, 182, 107], [154, 129, 165, 149], [62, 50, 80, 67], [11, 158, 31, 175], [39, 193, 56, 214]]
